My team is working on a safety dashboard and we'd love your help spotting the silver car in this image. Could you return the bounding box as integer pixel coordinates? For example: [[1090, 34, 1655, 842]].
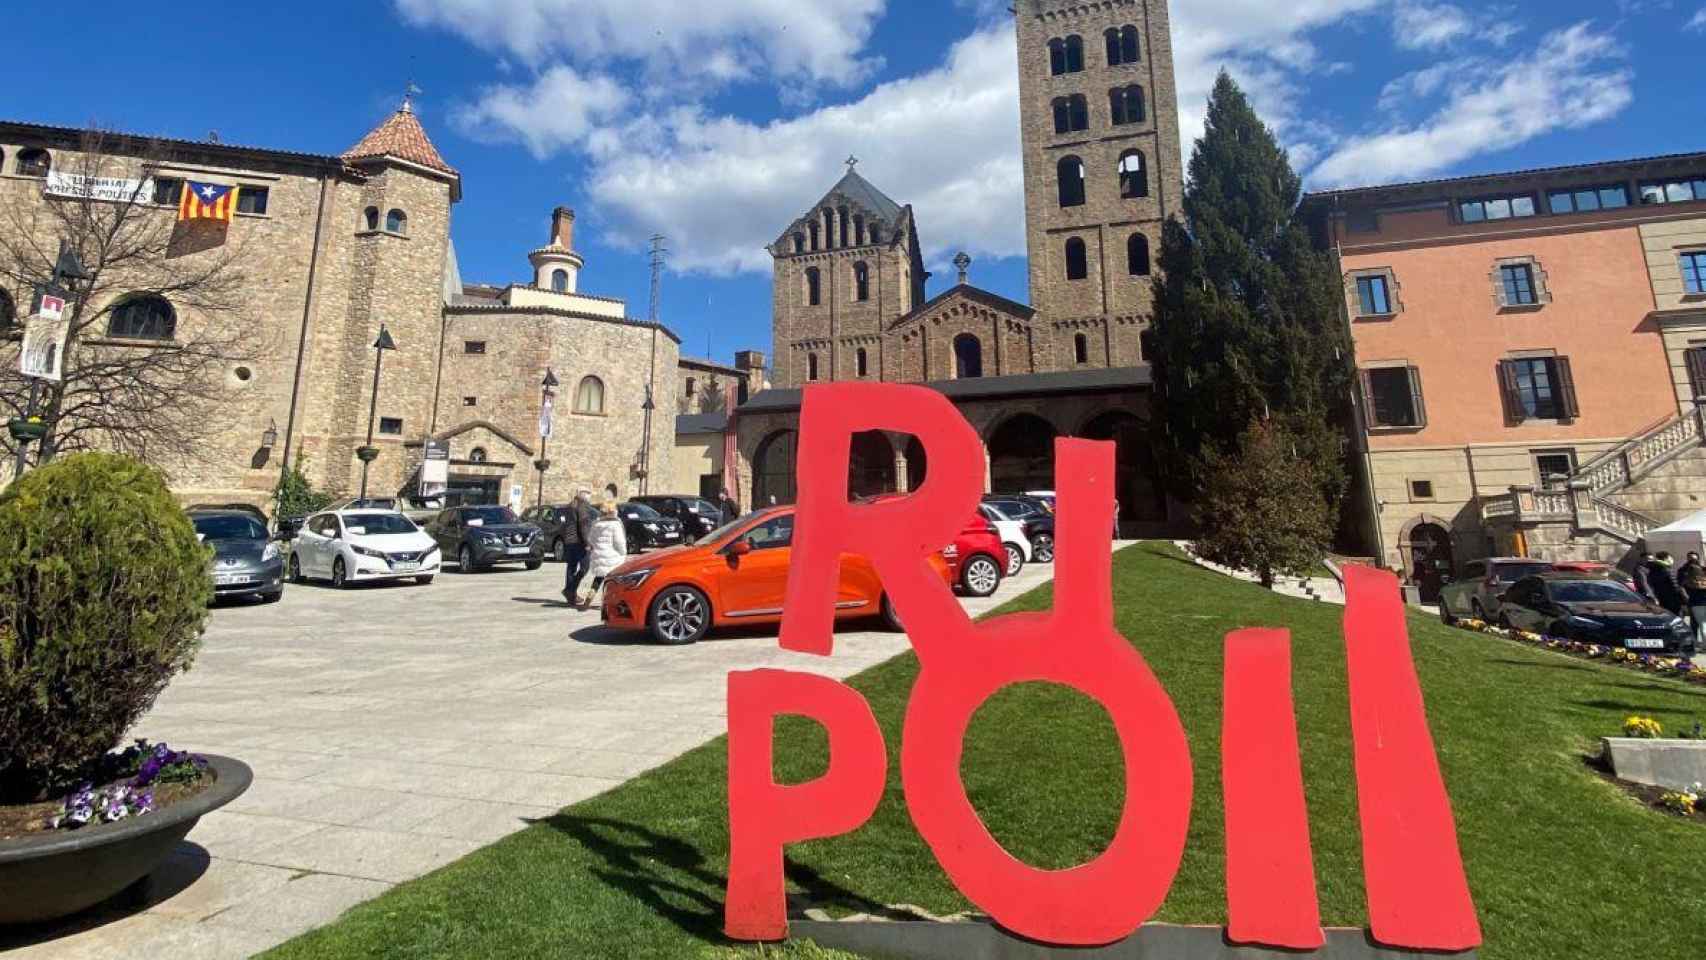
[[190, 509, 286, 603]]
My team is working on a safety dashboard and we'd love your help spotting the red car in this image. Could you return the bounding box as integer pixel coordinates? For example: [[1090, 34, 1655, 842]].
[[944, 512, 1006, 598]]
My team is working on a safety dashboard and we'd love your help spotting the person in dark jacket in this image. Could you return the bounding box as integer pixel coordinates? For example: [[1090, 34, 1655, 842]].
[[1632, 551, 1655, 601], [561, 490, 598, 606], [718, 487, 741, 526], [1647, 552, 1686, 616], [1679, 551, 1706, 657]]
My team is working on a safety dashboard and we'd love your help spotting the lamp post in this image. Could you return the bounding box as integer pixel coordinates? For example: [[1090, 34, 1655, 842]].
[[10, 242, 90, 480], [639, 384, 656, 496], [535, 368, 559, 507], [357, 324, 396, 499]]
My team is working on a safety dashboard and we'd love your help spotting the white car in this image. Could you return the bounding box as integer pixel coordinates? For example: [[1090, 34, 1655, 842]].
[[289, 510, 441, 588], [977, 502, 1032, 577]]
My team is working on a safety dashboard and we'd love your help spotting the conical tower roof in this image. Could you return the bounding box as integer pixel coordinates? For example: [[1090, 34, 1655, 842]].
[[816, 167, 902, 221], [343, 100, 458, 177]]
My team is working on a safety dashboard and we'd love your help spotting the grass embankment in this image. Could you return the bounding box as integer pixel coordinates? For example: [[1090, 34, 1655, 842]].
[[266, 543, 1706, 960]]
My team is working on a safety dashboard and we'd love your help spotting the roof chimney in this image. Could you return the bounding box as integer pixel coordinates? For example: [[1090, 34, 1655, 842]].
[[551, 207, 576, 250]]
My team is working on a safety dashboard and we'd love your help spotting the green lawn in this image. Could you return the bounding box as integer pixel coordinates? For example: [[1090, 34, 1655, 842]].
[[263, 543, 1706, 960]]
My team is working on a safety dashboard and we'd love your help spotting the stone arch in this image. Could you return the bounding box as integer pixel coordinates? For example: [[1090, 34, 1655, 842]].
[[849, 431, 898, 499], [1076, 409, 1164, 528], [987, 412, 1060, 495], [753, 429, 799, 507], [1397, 513, 1457, 602], [904, 434, 928, 493]]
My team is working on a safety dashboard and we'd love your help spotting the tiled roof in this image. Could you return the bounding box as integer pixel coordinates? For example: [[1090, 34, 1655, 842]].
[[738, 366, 1150, 413], [343, 104, 457, 177], [819, 169, 903, 221], [887, 283, 1035, 331], [1300, 149, 1706, 206]]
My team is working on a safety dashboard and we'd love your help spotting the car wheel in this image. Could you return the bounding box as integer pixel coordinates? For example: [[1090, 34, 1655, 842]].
[[525, 560, 543, 571], [1471, 600, 1487, 623], [961, 555, 1002, 598], [881, 594, 904, 632], [553, 538, 567, 563], [288, 553, 304, 584], [416, 575, 435, 586], [1031, 533, 1055, 564], [1003, 543, 1026, 578], [459, 545, 478, 573], [650, 586, 710, 645], [1439, 600, 1457, 626], [332, 557, 349, 589]]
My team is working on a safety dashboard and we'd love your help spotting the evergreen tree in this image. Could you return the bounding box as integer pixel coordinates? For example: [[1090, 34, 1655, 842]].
[[1195, 420, 1335, 589], [1148, 72, 1353, 510]]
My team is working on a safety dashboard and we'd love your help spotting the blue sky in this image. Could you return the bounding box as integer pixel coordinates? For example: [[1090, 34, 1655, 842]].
[[3, 1, 1703, 366]]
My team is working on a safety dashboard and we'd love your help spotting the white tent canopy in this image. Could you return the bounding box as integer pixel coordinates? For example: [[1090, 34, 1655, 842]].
[[1641, 509, 1706, 560]]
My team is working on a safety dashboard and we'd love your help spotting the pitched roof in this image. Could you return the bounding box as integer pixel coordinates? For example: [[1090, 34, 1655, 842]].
[[343, 103, 458, 179], [817, 169, 903, 221], [887, 283, 1036, 331]]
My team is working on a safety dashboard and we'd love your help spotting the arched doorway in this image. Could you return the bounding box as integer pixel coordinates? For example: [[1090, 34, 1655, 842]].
[[1402, 518, 1455, 603], [904, 435, 927, 493], [753, 430, 798, 507], [988, 414, 1058, 494], [1079, 410, 1165, 531], [848, 431, 898, 499]]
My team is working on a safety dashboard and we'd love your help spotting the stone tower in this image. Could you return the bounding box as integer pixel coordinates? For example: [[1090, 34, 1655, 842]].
[[321, 97, 461, 493], [1013, 0, 1183, 370], [768, 162, 928, 388]]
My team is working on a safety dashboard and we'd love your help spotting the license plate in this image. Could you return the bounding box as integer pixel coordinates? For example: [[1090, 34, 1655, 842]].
[[1626, 638, 1666, 650], [394, 562, 419, 572], [214, 574, 253, 586], [506, 546, 531, 555]]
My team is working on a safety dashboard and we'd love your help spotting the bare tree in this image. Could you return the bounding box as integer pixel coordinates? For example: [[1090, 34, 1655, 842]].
[[0, 129, 270, 474]]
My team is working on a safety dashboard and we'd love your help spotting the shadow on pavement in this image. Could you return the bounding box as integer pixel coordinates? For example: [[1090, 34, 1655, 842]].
[[0, 841, 210, 950]]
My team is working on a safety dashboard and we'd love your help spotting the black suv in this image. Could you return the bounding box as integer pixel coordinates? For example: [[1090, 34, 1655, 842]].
[[425, 505, 544, 573], [520, 503, 583, 562], [631, 495, 724, 540], [984, 495, 1056, 563], [617, 501, 687, 552]]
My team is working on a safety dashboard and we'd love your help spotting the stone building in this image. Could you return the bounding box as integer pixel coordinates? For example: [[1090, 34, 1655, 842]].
[[695, 0, 1185, 534], [0, 102, 737, 512], [1302, 151, 1706, 596]]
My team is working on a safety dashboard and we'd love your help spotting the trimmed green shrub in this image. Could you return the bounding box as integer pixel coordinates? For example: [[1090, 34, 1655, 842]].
[[0, 453, 211, 802]]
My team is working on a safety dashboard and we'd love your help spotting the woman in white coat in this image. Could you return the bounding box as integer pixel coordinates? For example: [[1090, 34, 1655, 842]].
[[580, 502, 628, 610]]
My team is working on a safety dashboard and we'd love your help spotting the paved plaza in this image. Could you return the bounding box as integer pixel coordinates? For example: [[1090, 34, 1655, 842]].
[[3, 556, 1065, 959]]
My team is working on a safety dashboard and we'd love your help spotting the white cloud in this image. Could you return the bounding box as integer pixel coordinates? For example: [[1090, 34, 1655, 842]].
[[576, 25, 1024, 274], [1310, 23, 1632, 186], [1392, 1, 1477, 49], [452, 66, 630, 158], [1688, 6, 1706, 30], [394, 0, 886, 88]]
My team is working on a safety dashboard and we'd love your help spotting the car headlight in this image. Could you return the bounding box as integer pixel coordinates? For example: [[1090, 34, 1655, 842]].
[[1671, 618, 1692, 633], [644, 522, 659, 531], [262, 542, 281, 562], [351, 544, 388, 560], [478, 533, 502, 544], [424, 544, 441, 558], [609, 567, 658, 589]]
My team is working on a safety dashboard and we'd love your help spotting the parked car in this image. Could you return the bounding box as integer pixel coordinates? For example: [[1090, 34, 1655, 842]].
[[188, 502, 269, 524], [1437, 557, 1554, 625], [520, 503, 578, 561], [1497, 572, 1693, 651], [631, 495, 725, 540], [290, 510, 441, 588], [618, 501, 687, 553], [984, 495, 1055, 562], [190, 509, 285, 603], [944, 513, 1006, 597], [976, 502, 1032, 577], [1024, 490, 1057, 513], [425, 505, 545, 573], [599, 506, 951, 645]]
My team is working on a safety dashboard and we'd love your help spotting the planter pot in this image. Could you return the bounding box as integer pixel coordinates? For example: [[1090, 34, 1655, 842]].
[[6, 419, 47, 443], [0, 755, 252, 926], [355, 446, 381, 463]]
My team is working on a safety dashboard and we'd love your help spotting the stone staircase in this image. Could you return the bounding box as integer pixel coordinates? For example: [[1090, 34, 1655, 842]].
[[1481, 403, 1706, 559]]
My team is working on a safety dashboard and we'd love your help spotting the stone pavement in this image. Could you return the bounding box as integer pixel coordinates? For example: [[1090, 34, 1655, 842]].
[[1175, 542, 1348, 605], [3, 553, 1069, 959]]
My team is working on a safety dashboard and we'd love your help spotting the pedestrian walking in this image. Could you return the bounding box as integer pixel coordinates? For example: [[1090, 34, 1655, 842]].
[[718, 487, 741, 525], [1647, 551, 1686, 616], [581, 502, 628, 610], [1632, 551, 1656, 601], [561, 489, 597, 606], [1679, 551, 1706, 658]]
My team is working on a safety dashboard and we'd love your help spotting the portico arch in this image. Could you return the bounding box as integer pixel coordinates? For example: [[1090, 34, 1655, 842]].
[[987, 413, 1059, 494], [753, 429, 798, 507], [1077, 409, 1164, 528]]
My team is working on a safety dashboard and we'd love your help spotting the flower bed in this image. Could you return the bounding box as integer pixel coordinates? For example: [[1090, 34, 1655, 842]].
[[1450, 618, 1706, 686], [0, 742, 209, 841]]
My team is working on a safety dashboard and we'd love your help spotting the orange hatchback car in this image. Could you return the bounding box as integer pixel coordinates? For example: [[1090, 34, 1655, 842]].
[[599, 506, 950, 644]]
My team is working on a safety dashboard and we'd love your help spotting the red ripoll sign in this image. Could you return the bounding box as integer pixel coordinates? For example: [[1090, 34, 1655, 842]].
[[723, 382, 1481, 951]]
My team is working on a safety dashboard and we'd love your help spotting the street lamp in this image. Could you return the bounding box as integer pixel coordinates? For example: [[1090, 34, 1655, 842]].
[[357, 324, 397, 499], [261, 417, 279, 450], [10, 241, 90, 479], [535, 368, 559, 507]]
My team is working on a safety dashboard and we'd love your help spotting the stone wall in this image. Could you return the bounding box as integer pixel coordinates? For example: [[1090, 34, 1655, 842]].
[[771, 210, 919, 389], [1606, 446, 1706, 525]]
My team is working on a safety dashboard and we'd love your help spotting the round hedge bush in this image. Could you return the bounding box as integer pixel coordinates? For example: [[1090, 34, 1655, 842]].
[[0, 453, 210, 802]]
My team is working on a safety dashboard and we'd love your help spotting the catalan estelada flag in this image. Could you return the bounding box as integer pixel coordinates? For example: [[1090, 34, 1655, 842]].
[[177, 180, 239, 222]]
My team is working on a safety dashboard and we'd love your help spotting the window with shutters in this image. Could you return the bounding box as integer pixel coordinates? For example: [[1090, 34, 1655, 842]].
[[1685, 346, 1706, 400], [1361, 365, 1426, 430], [1499, 356, 1579, 423]]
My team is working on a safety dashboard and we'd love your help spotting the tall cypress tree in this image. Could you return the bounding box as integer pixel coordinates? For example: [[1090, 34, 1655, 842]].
[[1149, 71, 1353, 509]]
